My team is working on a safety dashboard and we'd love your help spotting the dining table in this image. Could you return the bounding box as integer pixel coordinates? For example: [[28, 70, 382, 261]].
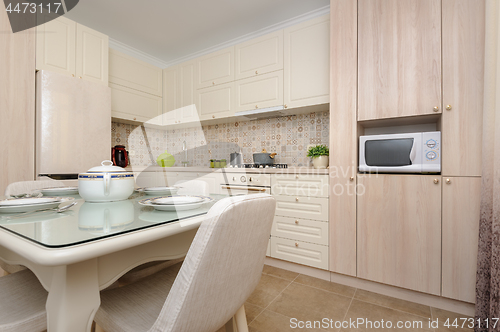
[[0, 192, 224, 332]]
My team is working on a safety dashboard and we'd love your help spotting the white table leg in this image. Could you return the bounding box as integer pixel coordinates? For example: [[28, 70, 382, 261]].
[[46, 259, 100, 332]]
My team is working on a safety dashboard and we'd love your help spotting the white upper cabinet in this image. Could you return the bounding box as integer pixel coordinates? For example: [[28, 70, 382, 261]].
[[36, 16, 108, 85], [234, 71, 283, 112], [110, 83, 162, 123], [196, 81, 234, 121], [109, 49, 162, 96], [235, 30, 283, 80], [195, 47, 234, 89], [284, 14, 330, 109], [76, 24, 109, 85]]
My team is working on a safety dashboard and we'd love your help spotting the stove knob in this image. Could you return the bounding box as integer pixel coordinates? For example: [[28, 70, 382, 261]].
[[249, 177, 253, 182], [240, 176, 247, 183], [232, 177, 236, 182]]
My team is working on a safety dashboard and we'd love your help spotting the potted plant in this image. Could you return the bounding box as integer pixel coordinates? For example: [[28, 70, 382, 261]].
[[307, 145, 329, 169], [209, 159, 215, 168]]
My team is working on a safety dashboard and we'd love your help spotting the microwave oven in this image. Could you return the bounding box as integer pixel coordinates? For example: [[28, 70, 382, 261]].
[[359, 131, 441, 173]]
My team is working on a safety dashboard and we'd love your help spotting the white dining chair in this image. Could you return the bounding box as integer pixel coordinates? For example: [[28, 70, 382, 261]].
[[174, 179, 210, 196], [94, 193, 276, 332]]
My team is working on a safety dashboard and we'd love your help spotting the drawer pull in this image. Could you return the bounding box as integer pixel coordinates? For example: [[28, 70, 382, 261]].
[[295, 243, 299, 247], [296, 175, 299, 179], [295, 197, 299, 202], [221, 186, 266, 192], [295, 220, 299, 224]]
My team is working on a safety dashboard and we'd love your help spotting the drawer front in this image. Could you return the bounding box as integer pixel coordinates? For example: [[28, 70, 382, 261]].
[[272, 216, 328, 245], [271, 237, 329, 270], [273, 195, 329, 221], [271, 174, 329, 197]]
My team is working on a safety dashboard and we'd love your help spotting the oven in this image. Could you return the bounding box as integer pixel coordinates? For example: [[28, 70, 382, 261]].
[[220, 173, 271, 195]]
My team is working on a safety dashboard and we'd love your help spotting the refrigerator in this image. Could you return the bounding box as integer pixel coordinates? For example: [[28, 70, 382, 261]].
[[36, 70, 111, 179]]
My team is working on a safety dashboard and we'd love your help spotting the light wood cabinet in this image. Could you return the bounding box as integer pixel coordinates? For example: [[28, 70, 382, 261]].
[[195, 47, 234, 89], [357, 175, 442, 295], [442, 176, 481, 303], [36, 16, 108, 85], [441, 0, 485, 176], [271, 174, 329, 197], [271, 237, 329, 270], [357, 0, 441, 121], [109, 49, 162, 97], [234, 71, 283, 112], [110, 83, 162, 123], [284, 14, 330, 109], [235, 30, 283, 80], [196, 82, 234, 121]]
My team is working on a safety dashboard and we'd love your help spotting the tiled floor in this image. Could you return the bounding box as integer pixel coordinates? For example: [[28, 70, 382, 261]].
[[217, 265, 473, 332]]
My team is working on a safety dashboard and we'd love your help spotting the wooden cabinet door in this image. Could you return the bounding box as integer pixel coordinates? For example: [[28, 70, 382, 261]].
[[284, 14, 330, 109], [178, 61, 199, 124], [235, 30, 283, 80], [234, 71, 283, 112], [110, 83, 162, 123], [357, 175, 441, 295], [36, 16, 76, 76], [196, 82, 234, 121], [195, 47, 234, 89], [442, 176, 481, 303], [76, 24, 108, 85], [441, 0, 485, 176], [357, 0, 441, 121], [109, 49, 163, 97]]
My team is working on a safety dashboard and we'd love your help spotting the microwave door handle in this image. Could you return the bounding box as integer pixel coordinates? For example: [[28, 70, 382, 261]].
[[409, 139, 417, 164]]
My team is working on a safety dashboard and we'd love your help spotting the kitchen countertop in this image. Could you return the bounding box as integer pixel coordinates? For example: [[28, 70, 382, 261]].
[[125, 165, 329, 175]]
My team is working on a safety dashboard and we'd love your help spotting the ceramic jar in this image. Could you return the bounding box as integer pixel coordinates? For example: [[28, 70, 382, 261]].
[[312, 155, 329, 169], [78, 160, 134, 202]]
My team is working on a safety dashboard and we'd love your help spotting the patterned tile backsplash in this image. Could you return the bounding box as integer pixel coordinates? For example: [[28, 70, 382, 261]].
[[111, 110, 330, 167]]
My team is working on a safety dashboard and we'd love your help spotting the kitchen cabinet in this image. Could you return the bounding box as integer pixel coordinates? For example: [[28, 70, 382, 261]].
[[36, 16, 109, 85], [162, 61, 198, 125], [234, 71, 283, 112], [283, 14, 330, 109], [274, 195, 329, 222], [271, 237, 329, 270], [157, 171, 221, 194], [441, 176, 481, 303], [235, 30, 283, 80], [195, 47, 234, 89], [272, 216, 328, 246], [357, 175, 442, 295], [110, 83, 162, 123], [109, 49, 162, 97], [357, 0, 441, 121], [441, 0, 485, 176], [196, 82, 235, 121], [271, 174, 328, 197]]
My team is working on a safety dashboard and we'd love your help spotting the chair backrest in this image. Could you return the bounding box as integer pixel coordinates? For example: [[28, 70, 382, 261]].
[[174, 179, 210, 196], [4, 179, 65, 197], [149, 194, 276, 332]]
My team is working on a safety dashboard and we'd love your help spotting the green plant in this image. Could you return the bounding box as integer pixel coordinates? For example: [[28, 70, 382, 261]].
[[307, 145, 329, 158]]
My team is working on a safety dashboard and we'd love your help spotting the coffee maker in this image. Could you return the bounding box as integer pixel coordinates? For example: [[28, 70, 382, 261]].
[[112, 145, 129, 167]]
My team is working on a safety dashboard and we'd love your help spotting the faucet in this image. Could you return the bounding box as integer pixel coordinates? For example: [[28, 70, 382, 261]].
[[182, 141, 188, 167]]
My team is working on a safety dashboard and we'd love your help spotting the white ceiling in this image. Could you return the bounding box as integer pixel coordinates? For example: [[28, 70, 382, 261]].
[[64, 0, 330, 67]]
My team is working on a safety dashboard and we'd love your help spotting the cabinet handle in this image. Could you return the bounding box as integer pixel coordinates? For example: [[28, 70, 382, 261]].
[[295, 197, 299, 202], [212, 81, 215, 85], [296, 175, 299, 179], [295, 220, 299, 224], [71, 74, 75, 77], [255, 70, 258, 75], [212, 115, 215, 119], [255, 105, 258, 109], [434, 179, 439, 184], [295, 243, 299, 247], [446, 178, 451, 184], [79, 76, 82, 79], [349, 176, 354, 181], [446, 105, 452, 111], [133, 117, 137, 121], [433, 106, 439, 112], [284, 104, 288, 109]]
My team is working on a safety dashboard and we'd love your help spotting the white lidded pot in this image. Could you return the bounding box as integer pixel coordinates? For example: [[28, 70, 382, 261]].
[[78, 160, 134, 202]]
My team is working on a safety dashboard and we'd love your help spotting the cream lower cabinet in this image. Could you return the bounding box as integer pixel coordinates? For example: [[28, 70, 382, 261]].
[[234, 71, 283, 112], [156, 171, 221, 195], [196, 82, 235, 121], [357, 175, 442, 295], [441, 176, 481, 303], [270, 174, 329, 270]]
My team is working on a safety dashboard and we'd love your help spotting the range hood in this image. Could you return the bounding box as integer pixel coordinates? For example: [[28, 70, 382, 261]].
[[234, 105, 285, 119]]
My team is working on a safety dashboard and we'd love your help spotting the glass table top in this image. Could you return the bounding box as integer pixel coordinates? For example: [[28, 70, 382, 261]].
[[0, 193, 226, 248]]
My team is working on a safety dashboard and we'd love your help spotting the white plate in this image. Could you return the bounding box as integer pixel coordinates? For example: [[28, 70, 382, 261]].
[[0, 197, 74, 214], [139, 196, 213, 211], [0, 197, 61, 207], [150, 196, 205, 205], [136, 187, 180, 196], [40, 187, 79, 195]]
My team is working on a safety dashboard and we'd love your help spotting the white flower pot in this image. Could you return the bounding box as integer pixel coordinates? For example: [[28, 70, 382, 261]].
[[312, 155, 329, 169]]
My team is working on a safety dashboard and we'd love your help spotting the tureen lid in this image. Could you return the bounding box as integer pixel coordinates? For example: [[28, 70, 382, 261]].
[[87, 160, 127, 173]]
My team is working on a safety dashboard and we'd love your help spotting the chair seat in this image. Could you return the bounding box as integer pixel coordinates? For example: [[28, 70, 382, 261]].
[[96, 262, 182, 332], [0, 269, 47, 332]]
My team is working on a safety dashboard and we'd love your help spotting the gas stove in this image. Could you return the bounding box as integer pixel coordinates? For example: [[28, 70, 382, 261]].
[[229, 163, 288, 169]]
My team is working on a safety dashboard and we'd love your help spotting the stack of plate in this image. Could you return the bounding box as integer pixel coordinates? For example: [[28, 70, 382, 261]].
[[139, 195, 213, 211], [0, 197, 74, 214], [136, 187, 180, 196], [40, 187, 79, 196]]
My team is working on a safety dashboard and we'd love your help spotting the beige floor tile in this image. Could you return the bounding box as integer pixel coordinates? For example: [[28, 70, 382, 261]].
[[294, 274, 356, 298], [244, 302, 265, 324], [354, 289, 432, 319], [246, 274, 292, 308], [431, 307, 474, 331], [249, 309, 326, 332], [262, 265, 300, 281], [342, 300, 433, 332], [267, 282, 351, 331]]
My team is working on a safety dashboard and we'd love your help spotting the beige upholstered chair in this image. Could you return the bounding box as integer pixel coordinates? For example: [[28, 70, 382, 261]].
[[174, 179, 210, 196], [95, 194, 276, 332], [0, 269, 47, 331]]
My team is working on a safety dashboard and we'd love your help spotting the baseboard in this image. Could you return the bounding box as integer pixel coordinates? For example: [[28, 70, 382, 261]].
[[264, 257, 330, 281]]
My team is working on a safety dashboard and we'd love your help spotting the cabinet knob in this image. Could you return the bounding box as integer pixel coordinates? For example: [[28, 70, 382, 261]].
[[133, 117, 137, 121], [255, 70, 258, 75], [446, 178, 451, 184], [434, 179, 439, 184], [284, 104, 288, 109], [295, 243, 299, 247], [212, 115, 215, 119], [295, 220, 299, 224], [212, 81, 215, 85], [255, 105, 258, 109], [433, 106, 439, 112], [349, 176, 354, 181], [446, 105, 452, 111], [295, 197, 299, 202], [71, 74, 75, 77], [296, 175, 299, 179]]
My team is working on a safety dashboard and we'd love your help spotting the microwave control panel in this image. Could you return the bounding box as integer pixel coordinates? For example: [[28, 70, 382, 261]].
[[422, 132, 441, 172]]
